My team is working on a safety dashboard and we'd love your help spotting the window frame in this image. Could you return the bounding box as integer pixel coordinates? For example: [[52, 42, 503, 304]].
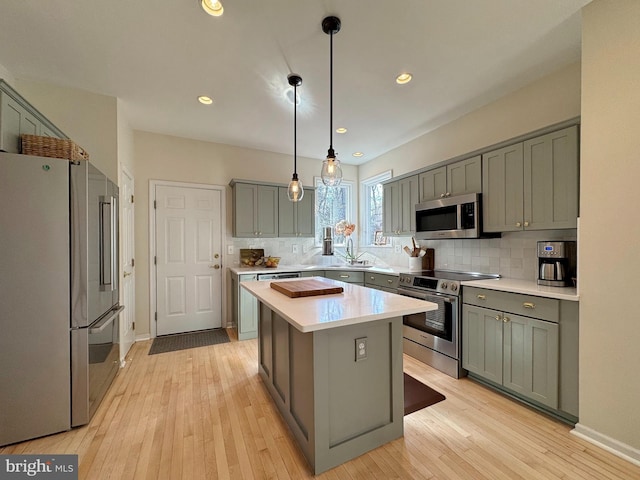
[[314, 177, 355, 247], [360, 170, 392, 247]]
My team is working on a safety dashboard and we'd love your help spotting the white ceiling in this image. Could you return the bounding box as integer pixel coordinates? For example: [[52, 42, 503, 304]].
[[0, 0, 590, 165]]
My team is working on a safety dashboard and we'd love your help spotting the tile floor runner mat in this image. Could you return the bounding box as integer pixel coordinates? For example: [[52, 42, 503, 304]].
[[148, 328, 230, 355], [404, 372, 446, 415]]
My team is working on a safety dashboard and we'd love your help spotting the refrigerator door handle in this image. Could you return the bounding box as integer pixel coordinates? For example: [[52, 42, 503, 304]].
[[99, 195, 117, 292], [89, 305, 124, 334]]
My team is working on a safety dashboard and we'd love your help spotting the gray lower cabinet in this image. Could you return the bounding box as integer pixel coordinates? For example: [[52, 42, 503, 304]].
[[482, 125, 578, 232], [231, 182, 278, 238], [0, 80, 66, 153], [462, 286, 578, 421], [418, 155, 482, 202], [278, 187, 315, 237], [301, 270, 323, 277], [364, 272, 399, 292], [230, 272, 258, 340], [324, 270, 364, 286], [382, 175, 418, 236]]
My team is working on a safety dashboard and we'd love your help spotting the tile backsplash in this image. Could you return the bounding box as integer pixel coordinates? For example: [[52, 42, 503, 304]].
[[228, 229, 577, 282]]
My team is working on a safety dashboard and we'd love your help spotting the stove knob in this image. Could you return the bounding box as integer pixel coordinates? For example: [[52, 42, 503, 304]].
[[441, 282, 448, 290], [450, 283, 458, 292]]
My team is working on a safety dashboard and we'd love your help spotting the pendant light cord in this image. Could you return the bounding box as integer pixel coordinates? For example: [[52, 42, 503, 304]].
[[329, 30, 333, 152], [293, 83, 297, 175]]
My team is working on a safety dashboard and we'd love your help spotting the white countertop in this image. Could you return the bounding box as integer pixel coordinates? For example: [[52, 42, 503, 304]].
[[461, 278, 579, 301], [240, 276, 437, 333], [229, 264, 407, 276]]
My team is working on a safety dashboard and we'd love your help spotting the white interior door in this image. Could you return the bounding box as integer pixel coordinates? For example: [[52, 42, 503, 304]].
[[120, 166, 135, 361], [155, 185, 222, 336]]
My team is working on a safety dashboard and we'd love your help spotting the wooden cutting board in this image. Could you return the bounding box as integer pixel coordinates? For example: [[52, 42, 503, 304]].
[[270, 279, 344, 298]]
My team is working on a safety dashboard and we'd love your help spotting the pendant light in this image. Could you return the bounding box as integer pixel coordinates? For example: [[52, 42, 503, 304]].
[[320, 16, 343, 187], [287, 74, 304, 202]]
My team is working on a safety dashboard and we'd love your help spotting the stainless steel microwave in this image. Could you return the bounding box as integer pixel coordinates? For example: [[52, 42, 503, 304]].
[[415, 193, 481, 240]]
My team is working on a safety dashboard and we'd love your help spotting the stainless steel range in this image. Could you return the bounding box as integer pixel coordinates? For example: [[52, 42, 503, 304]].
[[397, 270, 498, 378]]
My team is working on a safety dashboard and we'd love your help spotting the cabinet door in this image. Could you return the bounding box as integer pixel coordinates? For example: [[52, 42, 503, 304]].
[[256, 186, 278, 237], [398, 175, 418, 235], [238, 274, 258, 340], [462, 305, 504, 384], [418, 166, 447, 202], [295, 188, 315, 237], [278, 187, 296, 237], [0, 92, 40, 153], [233, 184, 258, 237], [382, 181, 399, 236], [447, 155, 482, 197], [523, 126, 578, 230], [503, 314, 558, 409], [482, 143, 524, 232]]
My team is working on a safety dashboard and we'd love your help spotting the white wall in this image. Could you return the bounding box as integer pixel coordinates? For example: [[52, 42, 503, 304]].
[[15, 79, 119, 181], [0, 62, 15, 86], [575, 0, 640, 458], [133, 130, 358, 336], [359, 62, 581, 181]]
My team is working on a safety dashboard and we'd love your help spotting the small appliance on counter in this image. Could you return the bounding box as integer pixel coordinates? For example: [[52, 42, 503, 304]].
[[537, 241, 576, 287]]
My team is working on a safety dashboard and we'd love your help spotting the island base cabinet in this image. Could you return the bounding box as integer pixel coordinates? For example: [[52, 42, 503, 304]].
[[258, 303, 404, 475]]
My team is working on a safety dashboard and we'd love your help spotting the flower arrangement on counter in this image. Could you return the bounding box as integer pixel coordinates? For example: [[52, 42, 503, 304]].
[[335, 220, 366, 264]]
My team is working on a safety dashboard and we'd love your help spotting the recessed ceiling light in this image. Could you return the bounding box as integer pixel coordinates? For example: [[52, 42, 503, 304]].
[[336, 127, 347, 134], [352, 152, 364, 157], [396, 73, 413, 85], [198, 96, 213, 105], [201, 0, 224, 16]]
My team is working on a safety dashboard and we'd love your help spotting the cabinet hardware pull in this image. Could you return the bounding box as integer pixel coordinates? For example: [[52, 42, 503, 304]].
[[440, 193, 446, 198], [503, 316, 511, 323], [370, 276, 375, 280], [524, 221, 529, 227], [388, 279, 393, 283], [494, 315, 502, 321], [477, 294, 486, 300], [523, 302, 535, 309], [516, 222, 522, 227], [339, 274, 349, 278]]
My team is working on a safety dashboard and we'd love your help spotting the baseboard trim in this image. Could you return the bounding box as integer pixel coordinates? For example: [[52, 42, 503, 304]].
[[572, 423, 640, 467], [135, 334, 151, 342]]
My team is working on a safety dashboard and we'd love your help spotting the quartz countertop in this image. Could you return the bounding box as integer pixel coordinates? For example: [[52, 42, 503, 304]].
[[240, 276, 437, 332], [461, 277, 579, 301], [229, 264, 407, 275]]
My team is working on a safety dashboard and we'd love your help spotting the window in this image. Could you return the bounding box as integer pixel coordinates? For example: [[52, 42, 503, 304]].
[[314, 178, 354, 246], [361, 170, 392, 246]]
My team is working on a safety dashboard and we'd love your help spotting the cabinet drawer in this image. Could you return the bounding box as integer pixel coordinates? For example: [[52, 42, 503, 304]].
[[325, 270, 364, 283], [463, 287, 559, 323], [365, 273, 399, 290]]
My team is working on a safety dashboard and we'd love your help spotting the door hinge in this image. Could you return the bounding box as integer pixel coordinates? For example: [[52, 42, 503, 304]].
[[155, 312, 157, 321], [131, 258, 135, 267], [154, 200, 157, 209], [131, 194, 134, 204], [132, 321, 135, 330], [154, 256, 157, 265]]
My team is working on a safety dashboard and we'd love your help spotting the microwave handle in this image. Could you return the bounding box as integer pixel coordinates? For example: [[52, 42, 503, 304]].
[[457, 202, 462, 230]]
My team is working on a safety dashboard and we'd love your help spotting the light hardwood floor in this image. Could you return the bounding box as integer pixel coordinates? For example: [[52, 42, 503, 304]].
[[2, 329, 639, 479]]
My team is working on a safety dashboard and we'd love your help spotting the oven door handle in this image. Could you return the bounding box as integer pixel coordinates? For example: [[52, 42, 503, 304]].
[[397, 288, 454, 302]]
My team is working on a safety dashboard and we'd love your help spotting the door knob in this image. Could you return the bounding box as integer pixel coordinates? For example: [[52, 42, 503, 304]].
[[210, 264, 221, 269], [123, 271, 132, 277], [214, 253, 219, 259]]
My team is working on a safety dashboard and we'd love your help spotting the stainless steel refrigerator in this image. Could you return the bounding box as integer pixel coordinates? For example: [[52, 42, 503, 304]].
[[0, 152, 123, 446]]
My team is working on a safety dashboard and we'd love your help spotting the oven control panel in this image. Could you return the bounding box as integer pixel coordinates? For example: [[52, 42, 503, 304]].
[[399, 274, 461, 296]]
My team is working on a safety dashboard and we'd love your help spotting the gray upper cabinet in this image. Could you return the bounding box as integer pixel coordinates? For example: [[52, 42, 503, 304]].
[[0, 80, 66, 153], [483, 126, 579, 232], [419, 156, 482, 202], [232, 183, 278, 237], [278, 187, 315, 237], [383, 175, 418, 236]]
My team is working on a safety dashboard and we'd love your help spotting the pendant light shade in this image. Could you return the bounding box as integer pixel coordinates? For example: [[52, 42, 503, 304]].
[[287, 74, 304, 202], [320, 16, 343, 187]]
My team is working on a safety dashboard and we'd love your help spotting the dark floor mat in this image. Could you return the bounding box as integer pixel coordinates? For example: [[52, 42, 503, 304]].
[[404, 373, 446, 415], [148, 328, 230, 355]]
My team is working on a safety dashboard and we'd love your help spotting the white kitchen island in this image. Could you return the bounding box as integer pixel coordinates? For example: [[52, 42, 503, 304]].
[[241, 276, 437, 475]]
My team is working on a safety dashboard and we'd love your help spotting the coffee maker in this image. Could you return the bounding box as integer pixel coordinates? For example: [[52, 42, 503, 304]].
[[537, 241, 576, 287]]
